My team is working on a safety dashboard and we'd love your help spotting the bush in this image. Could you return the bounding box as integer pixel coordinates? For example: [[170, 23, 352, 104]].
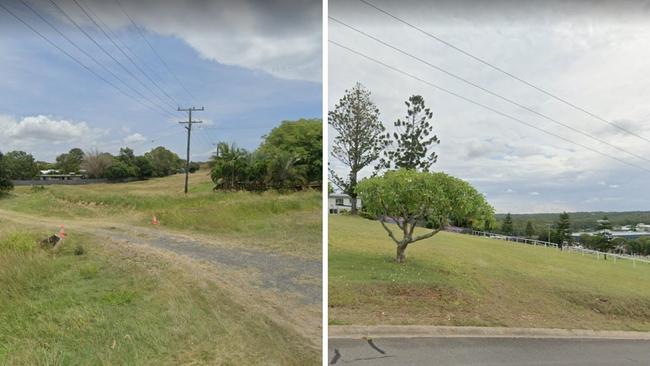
[[74, 244, 85, 256], [30, 185, 46, 193]]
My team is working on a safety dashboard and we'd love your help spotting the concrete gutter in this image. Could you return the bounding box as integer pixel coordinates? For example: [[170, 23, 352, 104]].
[[329, 325, 650, 340]]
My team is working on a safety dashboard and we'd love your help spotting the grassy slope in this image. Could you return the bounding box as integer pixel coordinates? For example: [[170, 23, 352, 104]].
[[0, 222, 318, 365], [0, 171, 321, 258], [329, 215, 650, 331]]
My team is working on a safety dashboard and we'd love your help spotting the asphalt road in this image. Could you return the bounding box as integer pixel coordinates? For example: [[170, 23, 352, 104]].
[[328, 337, 650, 365]]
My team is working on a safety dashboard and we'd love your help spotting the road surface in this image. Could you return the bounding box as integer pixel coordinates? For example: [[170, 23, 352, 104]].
[[328, 337, 650, 365]]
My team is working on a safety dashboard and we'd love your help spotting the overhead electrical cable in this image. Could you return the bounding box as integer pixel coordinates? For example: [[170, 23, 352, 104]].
[[330, 39, 650, 175], [357, 0, 650, 144], [330, 16, 650, 164], [0, 1, 174, 119], [114, 0, 199, 105], [77, 0, 182, 107]]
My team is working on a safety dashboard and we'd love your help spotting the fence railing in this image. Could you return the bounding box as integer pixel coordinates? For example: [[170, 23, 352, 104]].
[[467, 230, 650, 266]]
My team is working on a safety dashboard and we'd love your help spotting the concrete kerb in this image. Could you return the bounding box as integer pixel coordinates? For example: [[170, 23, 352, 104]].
[[329, 325, 650, 340]]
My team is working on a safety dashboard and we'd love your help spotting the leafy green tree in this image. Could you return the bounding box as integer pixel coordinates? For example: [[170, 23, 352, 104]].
[[554, 211, 572, 248], [55, 148, 84, 173], [525, 221, 535, 237], [145, 146, 182, 177], [117, 147, 136, 165], [260, 119, 321, 183], [2, 151, 39, 179], [501, 213, 514, 235], [329, 83, 388, 214], [104, 160, 137, 180], [379, 95, 439, 171], [36, 161, 55, 171], [134, 156, 154, 179], [357, 169, 494, 263], [628, 237, 650, 256], [0, 152, 14, 194], [188, 162, 201, 173]]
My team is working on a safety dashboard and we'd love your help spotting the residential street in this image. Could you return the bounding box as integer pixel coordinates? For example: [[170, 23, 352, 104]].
[[329, 337, 650, 365]]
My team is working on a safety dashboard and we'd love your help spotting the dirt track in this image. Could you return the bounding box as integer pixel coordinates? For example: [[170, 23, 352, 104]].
[[0, 209, 321, 305]]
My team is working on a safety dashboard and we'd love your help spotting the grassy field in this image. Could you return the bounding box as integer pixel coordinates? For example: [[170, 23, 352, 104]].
[[0, 221, 318, 365], [329, 215, 650, 331], [0, 171, 321, 258]]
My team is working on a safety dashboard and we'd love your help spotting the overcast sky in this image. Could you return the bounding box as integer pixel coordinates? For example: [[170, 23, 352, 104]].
[[0, 0, 321, 162], [329, 0, 650, 214]]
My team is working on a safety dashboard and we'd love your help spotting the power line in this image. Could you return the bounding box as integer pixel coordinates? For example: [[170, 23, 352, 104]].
[[330, 16, 650, 165], [76, 0, 182, 107], [114, 0, 199, 105], [329, 40, 650, 175], [357, 0, 650, 144], [63, 0, 177, 110], [16, 0, 175, 118], [45, 0, 176, 116], [0, 1, 172, 118]]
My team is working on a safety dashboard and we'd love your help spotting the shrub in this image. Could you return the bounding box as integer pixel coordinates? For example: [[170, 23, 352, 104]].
[[74, 244, 85, 256]]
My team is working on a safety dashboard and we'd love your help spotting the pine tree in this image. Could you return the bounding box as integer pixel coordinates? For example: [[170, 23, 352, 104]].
[[501, 213, 514, 235], [555, 212, 572, 248], [378, 95, 439, 171], [597, 215, 613, 231], [525, 221, 535, 238], [329, 83, 388, 214]]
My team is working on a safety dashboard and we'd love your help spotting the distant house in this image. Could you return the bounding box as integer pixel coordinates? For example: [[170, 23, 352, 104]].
[[636, 223, 650, 232], [572, 230, 650, 241], [38, 172, 85, 181], [328, 193, 361, 214]]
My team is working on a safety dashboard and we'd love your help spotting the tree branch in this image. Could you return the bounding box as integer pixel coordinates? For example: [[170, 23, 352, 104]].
[[380, 219, 401, 246], [411, 229, 441, 244]]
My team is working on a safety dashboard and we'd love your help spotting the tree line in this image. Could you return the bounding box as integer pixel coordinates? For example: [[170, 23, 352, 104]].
[[499, 212, 650, 255], [0, 145, 190, 191], [210, 118, 322, 191], [329, 83, 495, 263]]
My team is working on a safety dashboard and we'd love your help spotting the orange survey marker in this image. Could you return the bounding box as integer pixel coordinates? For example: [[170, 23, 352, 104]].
[[59, 224, 66, 238], [152, 215, 159, 225]]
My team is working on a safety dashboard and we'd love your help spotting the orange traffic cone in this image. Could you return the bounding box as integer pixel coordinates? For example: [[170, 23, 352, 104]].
[[152, 215, 159, 225], [59, 224, 66, 238]]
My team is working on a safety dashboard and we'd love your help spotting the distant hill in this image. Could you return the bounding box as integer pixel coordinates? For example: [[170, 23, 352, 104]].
[[495, 211, 650, 233]]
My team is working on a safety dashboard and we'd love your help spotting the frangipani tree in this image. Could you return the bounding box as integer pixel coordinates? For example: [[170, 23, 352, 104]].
[[357, 169, 494, 263]]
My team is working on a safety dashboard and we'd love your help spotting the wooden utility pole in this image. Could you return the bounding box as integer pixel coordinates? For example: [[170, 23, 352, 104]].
[[178, 106, 204, 194]]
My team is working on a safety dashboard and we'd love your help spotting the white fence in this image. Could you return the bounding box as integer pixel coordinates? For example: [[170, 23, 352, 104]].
[[468, 230, 650, 267]]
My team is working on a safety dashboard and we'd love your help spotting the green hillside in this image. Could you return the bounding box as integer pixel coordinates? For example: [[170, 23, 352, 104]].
[[329, 215, 650, 330], [495, 211, 650, 233]]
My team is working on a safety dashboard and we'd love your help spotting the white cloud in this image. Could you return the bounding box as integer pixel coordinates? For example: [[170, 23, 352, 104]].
[[0, 114, 107, 160], [59, 0, 322, 82], [329, 0, 650, 212], [0, 114, 92, 143], [529, 192, 540, 196], [123, 133, 146, 144]]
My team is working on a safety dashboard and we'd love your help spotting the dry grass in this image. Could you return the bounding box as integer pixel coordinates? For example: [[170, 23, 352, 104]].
[[329, 215, 650, 331], [0, 221, 320, 365]]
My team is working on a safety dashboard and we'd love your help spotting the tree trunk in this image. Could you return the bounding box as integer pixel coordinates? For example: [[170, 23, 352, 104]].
[[350, 195, 358, 215], [396, 244, 407, 263]]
